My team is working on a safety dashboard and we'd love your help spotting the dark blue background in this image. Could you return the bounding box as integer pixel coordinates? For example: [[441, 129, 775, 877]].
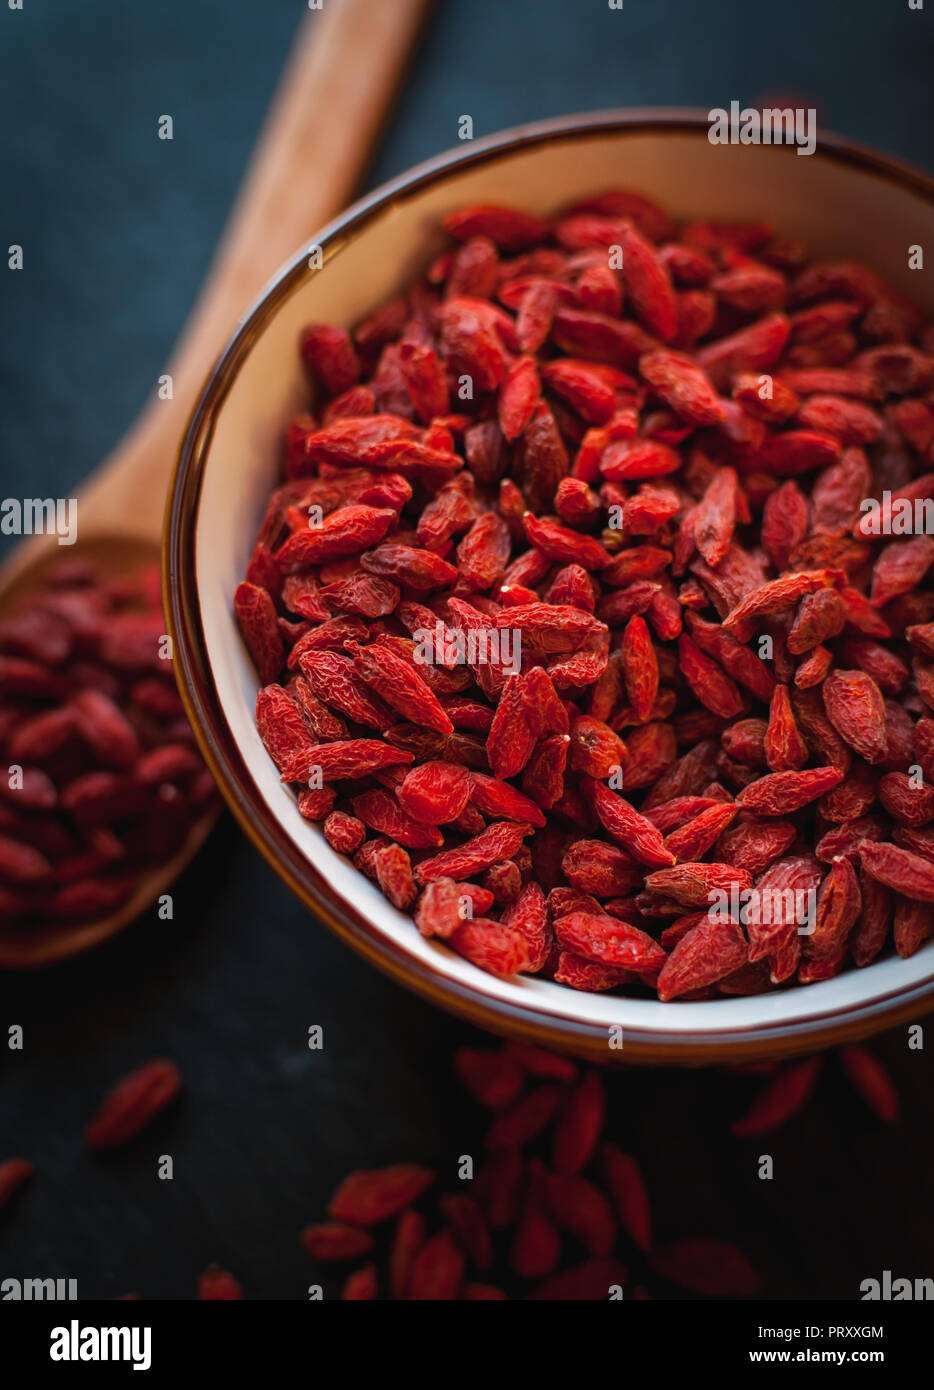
[[1, 0, 933, 1300]]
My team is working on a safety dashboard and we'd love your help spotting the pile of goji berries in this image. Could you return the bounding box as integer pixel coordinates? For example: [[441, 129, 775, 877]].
[[301, 1043, 721, 1301], [0, 562, 214, 931], [0, 1039, 900, 1298], [236, 190, 934, 1000], [232, 1038, 902, 1301]]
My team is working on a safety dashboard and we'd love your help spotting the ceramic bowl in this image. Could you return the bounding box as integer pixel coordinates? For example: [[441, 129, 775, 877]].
[[165, 111, 934, 1063]]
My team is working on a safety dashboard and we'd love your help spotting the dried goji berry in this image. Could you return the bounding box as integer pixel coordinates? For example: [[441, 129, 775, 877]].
[[84, 1059, 182, 1150]]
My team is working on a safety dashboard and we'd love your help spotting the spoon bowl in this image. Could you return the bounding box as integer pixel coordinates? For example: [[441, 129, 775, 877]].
[[0, 523, 221, 969]]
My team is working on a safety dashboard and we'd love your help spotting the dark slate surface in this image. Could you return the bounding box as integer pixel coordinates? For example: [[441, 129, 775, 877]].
[[0, 0, 932, 1300]]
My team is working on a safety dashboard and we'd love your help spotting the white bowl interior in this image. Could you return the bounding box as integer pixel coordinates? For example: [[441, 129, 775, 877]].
[[194, 124, 934, 1041]]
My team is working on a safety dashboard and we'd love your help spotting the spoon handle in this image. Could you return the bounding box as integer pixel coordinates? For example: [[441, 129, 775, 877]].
[[70, 0, 434, 536]]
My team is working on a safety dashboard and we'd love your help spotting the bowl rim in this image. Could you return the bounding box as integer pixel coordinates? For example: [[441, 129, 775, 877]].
[[165, 108, 934, 1063]]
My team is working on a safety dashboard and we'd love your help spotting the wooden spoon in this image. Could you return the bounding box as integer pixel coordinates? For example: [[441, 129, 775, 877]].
[[0, 0, 432, 967]]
